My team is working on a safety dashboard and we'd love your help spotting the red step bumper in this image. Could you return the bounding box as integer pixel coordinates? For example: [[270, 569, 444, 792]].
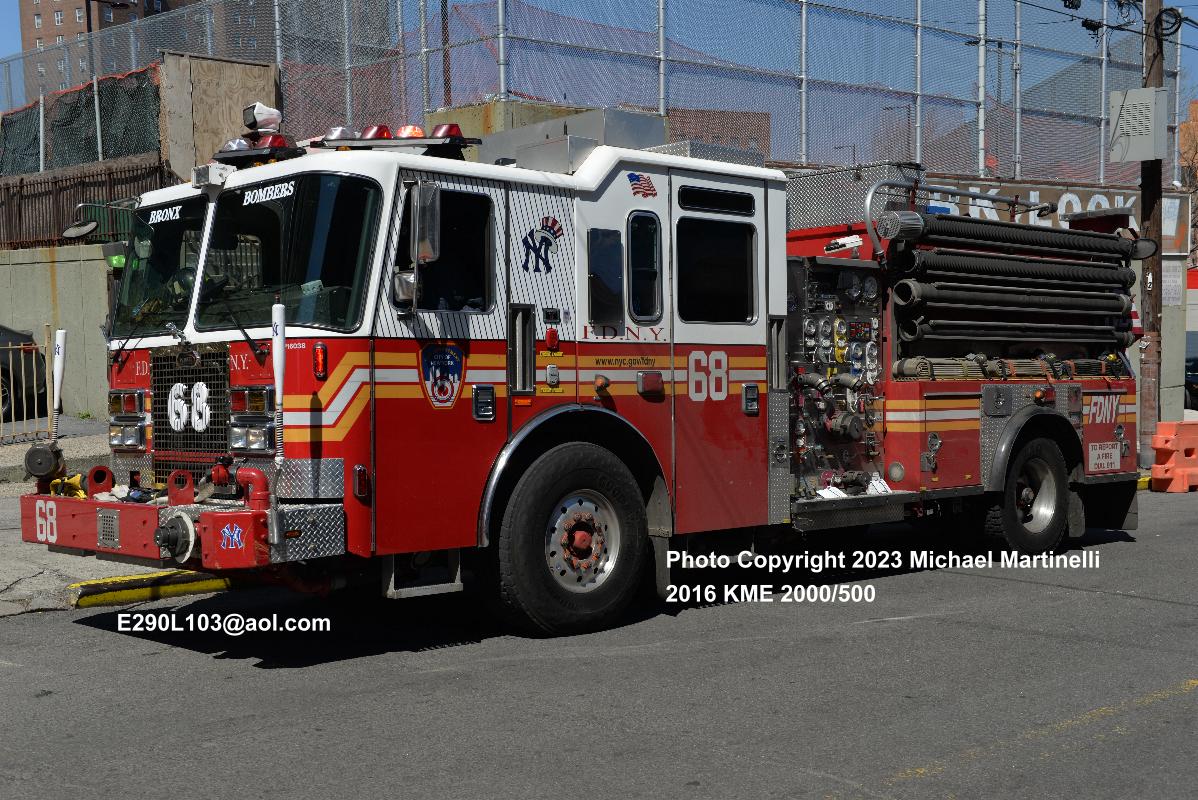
[[20, 493, 270, 570]]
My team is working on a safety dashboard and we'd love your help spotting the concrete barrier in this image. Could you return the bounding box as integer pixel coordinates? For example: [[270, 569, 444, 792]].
[[0, 244, 109, 418]]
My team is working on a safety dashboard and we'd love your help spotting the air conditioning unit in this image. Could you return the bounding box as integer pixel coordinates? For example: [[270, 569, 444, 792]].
[[1109, 87, 1168, 163]]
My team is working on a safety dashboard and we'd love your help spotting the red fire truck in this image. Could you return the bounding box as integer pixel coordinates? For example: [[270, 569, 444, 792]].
[[21, 107, 1147, 633]]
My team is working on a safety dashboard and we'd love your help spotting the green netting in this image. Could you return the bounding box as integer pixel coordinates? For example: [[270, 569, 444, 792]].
[[45, 85, 100, 171], [0, 103, 41, 176], [96, 66, 160, 160]]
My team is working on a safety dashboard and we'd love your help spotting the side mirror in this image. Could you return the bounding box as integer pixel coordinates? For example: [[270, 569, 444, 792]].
[[63, 218, 99, 239], [409, 180, 441, 266]]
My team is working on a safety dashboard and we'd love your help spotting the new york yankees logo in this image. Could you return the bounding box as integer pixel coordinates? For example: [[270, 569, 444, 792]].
[[520, 216, 564, 273]]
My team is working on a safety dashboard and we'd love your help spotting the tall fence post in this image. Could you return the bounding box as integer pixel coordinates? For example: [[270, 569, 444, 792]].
[[1013, 0, 1022, 179], [496, 0, 507, 101], [1173, 23, 1182, 185], [914, 0, 922, 165], [657, 0, 666, 117], [93, 75, 103, 161], [420, 0, 430, 118], [38, 92, 45, 173], [129, 19, 137, 69], [799, 0, 808, 164], [3, 61, 11, 110], [976, 0, 987, 177], [1098, 0, 1108, 184], [273, 0, 284, 68], [398, 0, 408, 120], [342, 0, 353, 127]]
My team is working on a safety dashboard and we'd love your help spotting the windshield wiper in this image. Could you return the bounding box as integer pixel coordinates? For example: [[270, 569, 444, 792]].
[[110, 313, 164, 367], [212, 299, 268, 361]]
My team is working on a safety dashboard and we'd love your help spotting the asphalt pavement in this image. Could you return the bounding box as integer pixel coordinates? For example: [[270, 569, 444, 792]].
[[1, 493, 1196, 799]]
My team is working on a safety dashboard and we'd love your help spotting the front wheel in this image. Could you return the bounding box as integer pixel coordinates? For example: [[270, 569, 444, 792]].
[[984, 437, 1069, 554], [496, 442, 648, 635]]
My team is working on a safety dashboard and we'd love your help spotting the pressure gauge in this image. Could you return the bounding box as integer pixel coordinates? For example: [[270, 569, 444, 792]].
[[865, 341, 879, 367], [818, 317, 833, 339], [847, 274, 863, 300], [849, 342, 865, 363], [862, 275, 879, 301]]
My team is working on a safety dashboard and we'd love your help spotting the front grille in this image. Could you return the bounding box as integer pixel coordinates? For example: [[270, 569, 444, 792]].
[[150, 344, 230, 485]]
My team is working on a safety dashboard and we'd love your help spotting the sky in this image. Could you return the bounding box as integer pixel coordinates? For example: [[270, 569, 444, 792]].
[[1, 1, 19, 60]]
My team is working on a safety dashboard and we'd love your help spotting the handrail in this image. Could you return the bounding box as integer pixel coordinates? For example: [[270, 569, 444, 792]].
[[863, 178, 1057, 259]]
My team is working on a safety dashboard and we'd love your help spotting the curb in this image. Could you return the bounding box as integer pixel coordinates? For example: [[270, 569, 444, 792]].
[[68, 569, 232, 609]]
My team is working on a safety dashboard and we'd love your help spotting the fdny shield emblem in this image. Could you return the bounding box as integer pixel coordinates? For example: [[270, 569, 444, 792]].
[[420, 343, 465, 410]]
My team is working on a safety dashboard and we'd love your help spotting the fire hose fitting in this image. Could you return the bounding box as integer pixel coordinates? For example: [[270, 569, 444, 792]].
[[235, 466, 271, 511], [796, 372, 832, 395]]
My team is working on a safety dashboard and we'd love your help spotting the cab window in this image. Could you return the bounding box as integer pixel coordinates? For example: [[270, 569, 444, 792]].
[[397, 188, 493, 312]]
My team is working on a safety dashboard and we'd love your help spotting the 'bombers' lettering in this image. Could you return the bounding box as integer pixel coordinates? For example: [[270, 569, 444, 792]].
[[146, 205, 182, 225], [242, 181, 296, 206]]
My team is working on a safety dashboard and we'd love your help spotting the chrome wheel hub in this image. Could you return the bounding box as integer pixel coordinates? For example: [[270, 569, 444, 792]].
[[545, 490, 621, 593], [1015, 458, 1057, 535]]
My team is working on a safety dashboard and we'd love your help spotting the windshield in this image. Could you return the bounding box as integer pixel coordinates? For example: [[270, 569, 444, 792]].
[[109, 196, 207, 338], [194, 173, 381, 332]]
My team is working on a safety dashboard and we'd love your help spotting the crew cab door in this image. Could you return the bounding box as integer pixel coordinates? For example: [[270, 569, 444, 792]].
[[669, 170, 768, 533], [372, 173, 509, 554]]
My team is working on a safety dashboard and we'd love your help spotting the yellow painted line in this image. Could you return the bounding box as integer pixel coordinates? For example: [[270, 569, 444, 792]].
[[74, 578, 233, 608], [883, 678, 1198, 788], [69, 569, 187, 588], [729, 356, 766, 368], [886, 399, 978, 409], [469, 354, 507, 367], [925, 421, 980, 432]]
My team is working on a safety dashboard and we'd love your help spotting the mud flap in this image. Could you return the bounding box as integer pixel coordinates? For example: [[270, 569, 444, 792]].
[[1066, 486, 1086, 540], [1081, 479, 1138, 532], [651, 536, 671, 600]]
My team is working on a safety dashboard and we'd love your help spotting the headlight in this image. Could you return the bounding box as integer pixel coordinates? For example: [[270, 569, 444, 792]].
[[122, 426, 141, 446], [246, 426, 268, 450], [108, 394, 122, 416], [247, 389, 270, 413], [230, 426, 249, 449], [109, 425, 123, 446]]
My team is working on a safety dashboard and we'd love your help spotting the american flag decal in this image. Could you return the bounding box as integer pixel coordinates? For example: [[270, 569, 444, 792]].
[[627, 172, 657, 198]]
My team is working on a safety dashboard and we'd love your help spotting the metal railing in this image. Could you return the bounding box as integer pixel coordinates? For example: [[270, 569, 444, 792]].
[[0, 325, 51, 444]]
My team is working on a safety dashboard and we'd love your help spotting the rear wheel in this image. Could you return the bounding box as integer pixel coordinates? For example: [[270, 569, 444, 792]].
[[984, 437, 1069, 554], [496, 442, 648, 635]]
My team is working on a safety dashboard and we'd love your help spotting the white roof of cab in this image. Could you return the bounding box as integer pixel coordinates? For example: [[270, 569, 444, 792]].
[[137, 180, 204, 208], [160, 144, 787, 200]]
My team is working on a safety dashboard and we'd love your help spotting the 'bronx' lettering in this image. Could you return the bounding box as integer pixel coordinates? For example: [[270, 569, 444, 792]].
[[147, 205, 182, 225]]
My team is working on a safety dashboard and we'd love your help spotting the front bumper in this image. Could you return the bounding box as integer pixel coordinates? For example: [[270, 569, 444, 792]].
[[20, 494, 346, 571]]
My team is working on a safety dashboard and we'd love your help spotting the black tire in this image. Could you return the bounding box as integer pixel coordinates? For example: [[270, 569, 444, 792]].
[[496, 442, 648, 635], [984, 437, 1069, 554]]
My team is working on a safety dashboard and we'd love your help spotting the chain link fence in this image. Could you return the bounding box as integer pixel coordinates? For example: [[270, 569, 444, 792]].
[[0, 0, 1183, 185]]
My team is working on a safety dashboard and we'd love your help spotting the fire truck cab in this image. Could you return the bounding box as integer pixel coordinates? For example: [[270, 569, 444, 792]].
[[22, 109, 1144, 634]]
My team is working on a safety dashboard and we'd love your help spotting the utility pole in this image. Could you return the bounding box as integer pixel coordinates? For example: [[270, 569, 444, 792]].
[[1139, 0, 1163, 466]]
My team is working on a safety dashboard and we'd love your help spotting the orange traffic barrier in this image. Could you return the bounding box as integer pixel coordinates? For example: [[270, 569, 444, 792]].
[[1150, 421, 1198, 492]]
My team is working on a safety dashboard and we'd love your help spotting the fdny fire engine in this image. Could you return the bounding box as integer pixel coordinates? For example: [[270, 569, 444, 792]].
[[21, 105, 1147, 634]]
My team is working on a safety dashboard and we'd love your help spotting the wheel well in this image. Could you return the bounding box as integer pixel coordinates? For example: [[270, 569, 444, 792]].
[[480, 407, 667, 547], [1007, 414, 1084, 483]]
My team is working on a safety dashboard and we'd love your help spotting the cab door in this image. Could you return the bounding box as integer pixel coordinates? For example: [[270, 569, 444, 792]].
[[575, 166, 674, 496], [669, 170, 769, 533], [372, 173, 510, 554]]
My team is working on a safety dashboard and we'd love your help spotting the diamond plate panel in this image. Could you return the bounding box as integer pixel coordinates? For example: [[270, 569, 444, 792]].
[[96, 508, 120, 549], [111, 453, 154, 485], [275, 458, 345, 499], [980, 384, 1081, 490], [790, 492, 913, 532], [785, 162, 925, 230], [271, 504, 346, 563], [768, 392, 793, 525]]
